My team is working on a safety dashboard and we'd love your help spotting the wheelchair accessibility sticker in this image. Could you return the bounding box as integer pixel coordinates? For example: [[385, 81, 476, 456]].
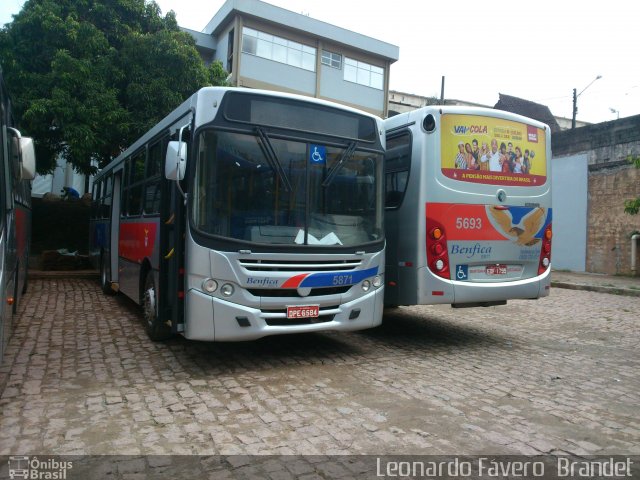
[[456, 265, 469, 281], [310, 145, 326, 165]]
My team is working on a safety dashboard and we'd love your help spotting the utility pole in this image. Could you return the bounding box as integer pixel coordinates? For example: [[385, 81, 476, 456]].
[[572, 75, 601, 129], [572, 88, 577, 129]]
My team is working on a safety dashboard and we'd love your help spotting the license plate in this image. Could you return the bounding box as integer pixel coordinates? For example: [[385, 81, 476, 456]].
[[287, 305, 320, 319], [485, 264, 508, 276]]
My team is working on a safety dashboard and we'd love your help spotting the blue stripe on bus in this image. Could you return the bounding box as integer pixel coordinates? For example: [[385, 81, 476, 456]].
[[297, 266, 379, 288]]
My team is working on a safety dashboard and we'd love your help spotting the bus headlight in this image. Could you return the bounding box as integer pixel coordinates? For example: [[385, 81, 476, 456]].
[[202, 278, 218, 293], [361, 280, 371, 292], [221, 283, 234, 297], [372, 275, 382, 288]]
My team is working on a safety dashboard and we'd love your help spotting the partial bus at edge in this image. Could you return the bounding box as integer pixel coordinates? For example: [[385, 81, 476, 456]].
[[0, 67, 36, 362], [384, 106, 552, 308], [90, 87, 385, 341]]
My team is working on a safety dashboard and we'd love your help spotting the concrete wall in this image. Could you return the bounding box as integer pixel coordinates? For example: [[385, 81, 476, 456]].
[[551, 154, 588, 272], [552, 115, 640, 275]]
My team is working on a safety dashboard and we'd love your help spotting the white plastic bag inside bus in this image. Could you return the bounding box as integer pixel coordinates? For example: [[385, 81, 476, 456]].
[[165, 141, 187, 181]]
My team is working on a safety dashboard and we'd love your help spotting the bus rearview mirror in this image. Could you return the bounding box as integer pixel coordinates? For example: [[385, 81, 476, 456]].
[[19, 136, 36, 180], [165, 141, 187, 181]]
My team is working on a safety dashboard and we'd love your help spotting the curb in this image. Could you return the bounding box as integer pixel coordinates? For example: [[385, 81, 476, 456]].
[[551, 281, 640, 298], [28, 270, 99, 280]]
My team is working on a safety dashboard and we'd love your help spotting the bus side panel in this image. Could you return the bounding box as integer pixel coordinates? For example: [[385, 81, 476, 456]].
[[118, 218, 160, 303]]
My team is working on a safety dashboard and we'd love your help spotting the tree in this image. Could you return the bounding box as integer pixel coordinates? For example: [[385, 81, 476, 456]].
[[0, 0, 227, 175], [624, 155, 640, 215]]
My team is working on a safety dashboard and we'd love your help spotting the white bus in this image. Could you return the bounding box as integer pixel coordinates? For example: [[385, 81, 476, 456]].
[[90, 87, 385, 341], [384, 106, 552, 308]]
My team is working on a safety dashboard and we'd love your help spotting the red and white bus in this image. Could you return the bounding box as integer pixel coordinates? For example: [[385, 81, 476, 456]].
[[0, 68, 36, 361], [90, 87, 386, 341], [384, 106, 552, 308]]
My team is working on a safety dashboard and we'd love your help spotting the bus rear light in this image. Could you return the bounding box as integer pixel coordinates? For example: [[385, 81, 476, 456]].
[[538, 223, 553, 275], [426, 216, 450, 280]]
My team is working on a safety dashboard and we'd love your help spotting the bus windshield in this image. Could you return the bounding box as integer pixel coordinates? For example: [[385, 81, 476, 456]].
[[192, 130, 383, 247]]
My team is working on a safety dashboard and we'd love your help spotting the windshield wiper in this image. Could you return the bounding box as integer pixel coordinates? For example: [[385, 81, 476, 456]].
[[322, 141, 357, 187], [256, 127, 292, 192]]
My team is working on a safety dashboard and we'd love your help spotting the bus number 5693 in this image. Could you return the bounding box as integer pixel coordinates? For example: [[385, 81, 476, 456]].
[[455, 217, 482, 229]]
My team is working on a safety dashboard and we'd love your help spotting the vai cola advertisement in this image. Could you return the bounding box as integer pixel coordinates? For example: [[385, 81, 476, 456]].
[[440, 113, 547, 187]]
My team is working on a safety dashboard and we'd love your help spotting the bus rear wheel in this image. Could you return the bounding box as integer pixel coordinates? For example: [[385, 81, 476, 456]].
[[143, 270, 172, 341]]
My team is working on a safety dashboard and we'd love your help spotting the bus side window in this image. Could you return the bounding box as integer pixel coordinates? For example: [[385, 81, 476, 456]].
[[144, 141, 162, 215], [385, 131, 412, 209], [123, 152, 144, 217], [101, 175, 113, 219], [91, 181, 101, 219]]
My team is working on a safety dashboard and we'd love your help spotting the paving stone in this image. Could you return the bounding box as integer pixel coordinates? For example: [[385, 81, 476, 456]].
[[0, 278, 637, 460]]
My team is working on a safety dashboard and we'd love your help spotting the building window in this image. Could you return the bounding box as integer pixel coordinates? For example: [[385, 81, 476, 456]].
[[227, 29, 234, 74], [344, 58, 384, 90], [321, 50, 342, 69], [242, 27, 316, 72]]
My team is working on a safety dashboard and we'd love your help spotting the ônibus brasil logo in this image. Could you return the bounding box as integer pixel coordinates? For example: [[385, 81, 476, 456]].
[[7, 456, 73, 479]]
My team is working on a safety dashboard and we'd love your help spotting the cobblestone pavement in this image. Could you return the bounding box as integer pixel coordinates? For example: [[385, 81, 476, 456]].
[[0, 278, 638, 460]]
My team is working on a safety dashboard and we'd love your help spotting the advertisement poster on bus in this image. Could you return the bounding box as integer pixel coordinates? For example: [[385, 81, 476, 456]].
[[440, 114, 547, 187]]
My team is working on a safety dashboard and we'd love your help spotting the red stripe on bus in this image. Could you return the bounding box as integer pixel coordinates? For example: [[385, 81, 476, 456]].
[[281, 273, 309, 289], [119, 222, 158, 262]]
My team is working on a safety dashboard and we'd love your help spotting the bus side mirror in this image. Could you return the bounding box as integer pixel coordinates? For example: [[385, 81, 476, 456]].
[[19, 137, 36, 180], [165, 141, 187, 181]]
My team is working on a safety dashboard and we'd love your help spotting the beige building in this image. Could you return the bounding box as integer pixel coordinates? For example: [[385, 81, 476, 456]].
[[186, 0, 399, 118]]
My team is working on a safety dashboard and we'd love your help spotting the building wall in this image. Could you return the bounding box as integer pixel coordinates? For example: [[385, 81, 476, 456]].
[[552, 115, 640, 275], [201, 9, 394, 117], [586, 163, 640, 275], [239, 53, 317, 95], [319, 63, 384, 113]]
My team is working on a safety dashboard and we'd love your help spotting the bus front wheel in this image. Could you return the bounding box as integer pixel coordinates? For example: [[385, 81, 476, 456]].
[[143, 270, 172, 341]]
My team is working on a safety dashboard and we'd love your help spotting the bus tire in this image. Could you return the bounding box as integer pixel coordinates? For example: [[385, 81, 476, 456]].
[[143, 270, 172, 341], [100, 253, 115, 295]]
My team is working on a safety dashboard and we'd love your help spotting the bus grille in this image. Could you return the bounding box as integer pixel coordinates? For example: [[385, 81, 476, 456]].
[[247, 286, 351, 297], [239, 259, 361, 272]]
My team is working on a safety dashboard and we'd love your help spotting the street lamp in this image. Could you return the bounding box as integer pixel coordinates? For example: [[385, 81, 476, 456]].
[[572, 75, 602, 129], [609, 107, 620, 120]]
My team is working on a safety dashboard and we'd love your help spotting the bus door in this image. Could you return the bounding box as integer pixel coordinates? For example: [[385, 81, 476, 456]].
[[159, 176, 185, 334], [109, 172, 121, 290]]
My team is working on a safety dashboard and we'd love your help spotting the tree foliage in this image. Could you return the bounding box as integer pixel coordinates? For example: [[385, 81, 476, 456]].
[[624, 155, 640, 216], [0, 0, 228, 175]]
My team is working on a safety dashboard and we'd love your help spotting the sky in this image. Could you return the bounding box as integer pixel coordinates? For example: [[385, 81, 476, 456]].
[[1, 0, 638, 124]]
